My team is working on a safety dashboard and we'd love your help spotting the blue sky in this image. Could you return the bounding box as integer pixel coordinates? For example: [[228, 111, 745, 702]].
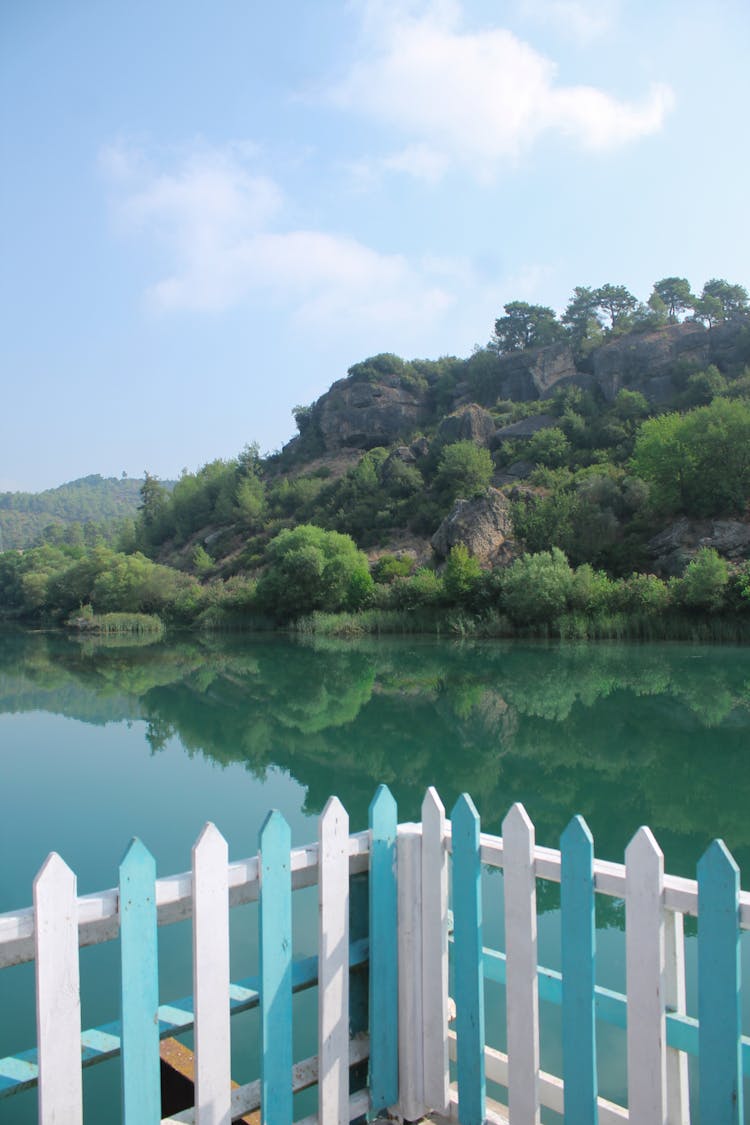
[[2, 0, 749, 491]]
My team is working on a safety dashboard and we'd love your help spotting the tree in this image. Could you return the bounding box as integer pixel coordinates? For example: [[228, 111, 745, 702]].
[[562, 286, 603, 351], [650, 277, 694, 321], [435, 441, 493, 503], [501, 548, 574, 624], [525, 427, 570, 468], [256, 525, 373, 620], [491, 302, 563, 353], [701, 278, 749, 320], [632, 398, 750, 516], [595, 284, 638, 331], [443, 543, 482, 604]]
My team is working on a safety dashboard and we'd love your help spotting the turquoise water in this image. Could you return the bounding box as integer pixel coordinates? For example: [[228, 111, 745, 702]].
[[0, 630, 748, 1121]]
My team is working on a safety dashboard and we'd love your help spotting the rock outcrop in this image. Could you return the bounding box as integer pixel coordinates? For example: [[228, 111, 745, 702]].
[[432, 488, 515, 565], [491, 413, 559, 448], [311, 371, 430, 453], [436, 403, 496, 447], [492, 343, 577, 403], [589, 323, 709, 403], [647, 517, 750, 576]]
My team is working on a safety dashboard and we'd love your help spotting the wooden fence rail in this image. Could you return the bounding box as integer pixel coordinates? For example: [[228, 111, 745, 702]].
[[0, 787, 748, 1123]]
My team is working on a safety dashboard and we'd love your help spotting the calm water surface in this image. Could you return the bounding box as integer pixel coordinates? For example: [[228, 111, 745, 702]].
[[1, 630, 748, 1121]]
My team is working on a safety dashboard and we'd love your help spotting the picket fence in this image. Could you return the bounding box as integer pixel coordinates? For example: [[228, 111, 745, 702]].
[[0, 786, 748, 1124]]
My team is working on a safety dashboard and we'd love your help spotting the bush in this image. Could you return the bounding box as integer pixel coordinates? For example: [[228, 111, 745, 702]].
[[500, 548, 574, 624], [256, 525, 374, 620], [674, 548, 729, 612]]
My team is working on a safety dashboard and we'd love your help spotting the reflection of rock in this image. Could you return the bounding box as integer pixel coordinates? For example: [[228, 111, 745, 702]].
[[648, 517, 750, 576], [431, 487, 515, 564], [436, 403, 496, 447]]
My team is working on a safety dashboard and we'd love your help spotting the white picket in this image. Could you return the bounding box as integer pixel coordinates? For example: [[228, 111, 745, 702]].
[[503, 803, 541, 1125], [318, 796, 350, 1125], [664, 909, 689, 1125], [626, 826, 667, 1125], [33, 853, 83, 1125], [192, 823, 231, 1125], [421, 788, 450, 1116], [398, 822, 425, 1121]]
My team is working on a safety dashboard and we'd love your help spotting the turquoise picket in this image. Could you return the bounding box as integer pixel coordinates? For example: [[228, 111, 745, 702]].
[[560, 815, 598, 1125], [368, 784, 399, 1112], [451, 794, 485, 1125], [698, 839, 744, 1125], [259, 811, 293, 1125], [119, 838, 160, 1125]]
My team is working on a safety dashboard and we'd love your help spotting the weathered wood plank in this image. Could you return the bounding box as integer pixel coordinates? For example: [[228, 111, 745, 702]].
[[698, 839, 743, 1125], [451, 793, 485, 1125], [421, 786, 450, 1116], [625, 826, 666, 1125], [561, 815, 597, 1125], [318, 796, 350, 1125], [192, 823, 231, 1125], [259, 811, 292, 1125], [120, 837, 160, 1124], [503, 802, 540, 1125], [368, 784, 398, 1113], [34, 852, 83, 1125]]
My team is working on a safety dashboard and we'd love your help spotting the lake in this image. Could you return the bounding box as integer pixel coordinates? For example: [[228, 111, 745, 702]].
[[1, 629, 748, 1121]]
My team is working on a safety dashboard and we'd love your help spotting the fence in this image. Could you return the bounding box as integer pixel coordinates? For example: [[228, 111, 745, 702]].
[[0, 785, 748, 1123]]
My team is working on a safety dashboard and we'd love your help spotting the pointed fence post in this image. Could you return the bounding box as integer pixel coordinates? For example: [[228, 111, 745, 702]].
[[698, 839, 743, 1125], [451, 794, 485, 1125], [368, 784, 398, 1114], [318, 797, 350, 1125], [421, 787, 450, 1117], [560, 815, 597, 1125], [259, 811, 293, 1125], [625, 827, 666, 1125], [503, 803, 540, 1125], [34, 853, 83, 1125], [119, 838, 160, 1125], [193, 822, 231, 1125]]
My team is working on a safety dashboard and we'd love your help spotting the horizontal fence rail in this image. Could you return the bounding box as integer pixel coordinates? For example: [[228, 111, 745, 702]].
[[0, 787, 747, 1123]]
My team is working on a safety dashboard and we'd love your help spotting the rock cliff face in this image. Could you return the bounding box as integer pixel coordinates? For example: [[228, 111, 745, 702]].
[[431, 488, 515, 565], [491, 342, 577, 403], [588, 323, 710, 403], [285, 321, 748, 458], [309, 373, 429, 453]]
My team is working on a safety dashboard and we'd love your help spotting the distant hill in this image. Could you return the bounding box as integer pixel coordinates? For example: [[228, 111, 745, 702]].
[[0, 474, 149, 549]]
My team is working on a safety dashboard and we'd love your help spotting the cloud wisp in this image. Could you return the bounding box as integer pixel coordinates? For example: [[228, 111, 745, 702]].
[[100, 141, 457, 334], [331, 0, 674, 181]]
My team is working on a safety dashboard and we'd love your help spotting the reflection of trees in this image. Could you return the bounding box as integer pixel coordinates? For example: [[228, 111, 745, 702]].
[[1, 632, 750, 883]]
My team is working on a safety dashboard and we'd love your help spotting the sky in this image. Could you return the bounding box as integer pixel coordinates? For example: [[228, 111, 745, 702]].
[[2, 0, 749, 492]]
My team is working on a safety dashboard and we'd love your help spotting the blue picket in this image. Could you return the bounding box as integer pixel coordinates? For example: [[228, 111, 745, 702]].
[[259, 811, 293, 1125], [560, 815, 598, 1125], [368, 784, 399, 1112], [451, 794, 485, 1125], [119, 838, 160, 1125], [698, 839, 744, 1125]]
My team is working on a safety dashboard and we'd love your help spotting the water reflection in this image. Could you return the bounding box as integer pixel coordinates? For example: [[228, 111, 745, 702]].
[[1, 629, 749, 884]]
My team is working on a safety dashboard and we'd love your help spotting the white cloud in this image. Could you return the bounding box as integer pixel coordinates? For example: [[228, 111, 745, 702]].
[[330, 1, 674, 180], [101, 142, 457, 335], [517, 0, 620, 44]]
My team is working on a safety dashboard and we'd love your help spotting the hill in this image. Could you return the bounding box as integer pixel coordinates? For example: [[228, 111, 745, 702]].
[[0, 474, 161, 550]]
